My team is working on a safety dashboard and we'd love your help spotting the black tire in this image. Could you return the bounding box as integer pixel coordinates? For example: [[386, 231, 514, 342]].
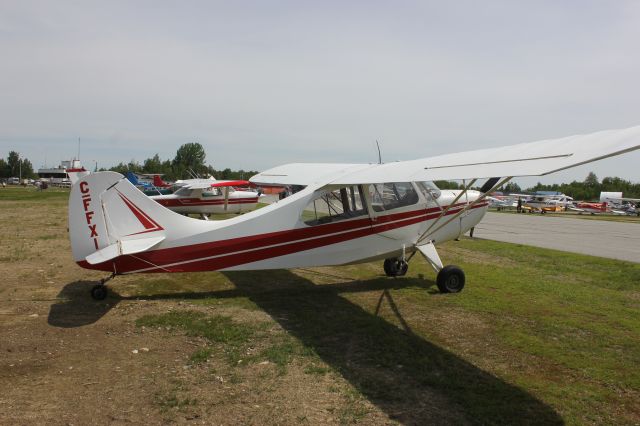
[[383, 258, 408, 277], [91, 284, 108, 300], [436, 265, 465, 293]]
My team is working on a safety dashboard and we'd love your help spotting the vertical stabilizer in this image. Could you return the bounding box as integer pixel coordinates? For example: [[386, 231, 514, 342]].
[[69, 172, 195, 266]]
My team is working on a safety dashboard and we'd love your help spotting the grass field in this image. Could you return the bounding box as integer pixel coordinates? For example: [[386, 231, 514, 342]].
[[1, 186, 639, 424]]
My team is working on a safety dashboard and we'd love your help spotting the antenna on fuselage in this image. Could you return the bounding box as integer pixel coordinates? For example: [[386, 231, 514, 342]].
[[375, 140, 383, 164]]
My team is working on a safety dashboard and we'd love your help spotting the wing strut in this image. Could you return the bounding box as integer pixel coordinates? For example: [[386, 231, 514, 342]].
[[416, 176, 513, 245], [418, 179, 477, 240]]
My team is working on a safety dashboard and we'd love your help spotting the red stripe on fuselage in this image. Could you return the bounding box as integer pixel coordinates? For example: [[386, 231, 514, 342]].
[[77, 202, 487, 273]]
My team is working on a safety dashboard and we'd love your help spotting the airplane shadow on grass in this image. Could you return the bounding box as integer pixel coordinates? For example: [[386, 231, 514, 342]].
[[47, 281, 117, 327], [48, 271, 563, 424], [219, 270, 564, 425]]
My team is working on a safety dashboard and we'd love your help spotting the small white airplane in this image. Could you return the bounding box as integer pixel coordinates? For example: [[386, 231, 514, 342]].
[[149, 179, 260, 219], [68, 125, 640, 300], [487, 193, 531, 210], [599, 192, 640, 215]]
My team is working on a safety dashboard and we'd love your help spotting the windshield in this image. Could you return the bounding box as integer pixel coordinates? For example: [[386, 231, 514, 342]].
[[417, 181, 441, 200]]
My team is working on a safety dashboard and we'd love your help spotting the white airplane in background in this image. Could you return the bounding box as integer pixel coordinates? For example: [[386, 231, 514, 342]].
[[487, 193, 531, 210], [599, 192, 640, 215], [67, 126, 640, 300], [149, 179, 260, 219]]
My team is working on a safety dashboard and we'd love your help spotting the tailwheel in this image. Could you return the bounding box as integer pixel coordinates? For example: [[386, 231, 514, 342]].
[[383, 258, 408, 277], [91, 284, 108, 300], [436, 265, 465, 293]]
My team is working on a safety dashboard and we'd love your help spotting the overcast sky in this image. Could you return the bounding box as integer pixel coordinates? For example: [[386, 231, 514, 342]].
[[1, 0, 639, 187]]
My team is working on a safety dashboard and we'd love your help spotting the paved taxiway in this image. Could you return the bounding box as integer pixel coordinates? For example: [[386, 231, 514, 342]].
[[475, 212, 640, 263]]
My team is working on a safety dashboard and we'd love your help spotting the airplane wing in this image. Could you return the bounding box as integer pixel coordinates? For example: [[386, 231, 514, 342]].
[[332, 126, 640, 184], [250, 163, 372, 186], [252, 126, 640, 186], [210, 180, 251, 188], [178, 179, 252, 190]]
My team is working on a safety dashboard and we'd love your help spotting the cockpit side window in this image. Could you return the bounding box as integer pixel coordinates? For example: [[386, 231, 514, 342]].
[[302, 185, 368, 225], [174, 187, 192, 197], [368, 182, 419, 212], [202, 187, 222, 197]]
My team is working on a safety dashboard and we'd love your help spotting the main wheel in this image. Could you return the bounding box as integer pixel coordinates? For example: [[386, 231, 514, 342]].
[[436, 265, 465, 293], [383, 258, 408, 277], [91, 284, 108, 300]]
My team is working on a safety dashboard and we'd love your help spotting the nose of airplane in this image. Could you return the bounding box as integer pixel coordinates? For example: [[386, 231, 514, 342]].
[[465, 190, 482, 202], [447, 189, 482, 203]]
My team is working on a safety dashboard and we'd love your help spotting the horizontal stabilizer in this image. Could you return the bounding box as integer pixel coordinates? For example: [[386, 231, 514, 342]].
[[85, 236, 165, 265]]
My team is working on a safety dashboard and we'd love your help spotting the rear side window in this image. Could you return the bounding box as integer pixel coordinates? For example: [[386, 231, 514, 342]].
[[368, 182, 419, 212], [174, 187, 191, 196], [302, 185, 367, 225], [202, 187, 222, 197]]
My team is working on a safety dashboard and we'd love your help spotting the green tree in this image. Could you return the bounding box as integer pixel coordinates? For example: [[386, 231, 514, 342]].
[[7, 151, 20, 177], [502, 182, 522, 193], [20, 158, 35, 178], [173, 143, 206, 178], [434, 180, 459, 189], [0, 158, 8, 178], [109, 160, 143, 175], [584, 172, 599, 188], [220, 168, 232, 179], [143, 154, 163, 173]]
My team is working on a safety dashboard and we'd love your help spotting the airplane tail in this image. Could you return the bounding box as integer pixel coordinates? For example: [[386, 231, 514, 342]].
[[125, 171, 140, 186], [69, 172, 194, 269], [67, 168, 91, 186], [153, 175, 169, 187]]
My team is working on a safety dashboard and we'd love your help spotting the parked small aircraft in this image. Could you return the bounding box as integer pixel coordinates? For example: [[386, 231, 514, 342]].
[[570, 200, 639, 216], [152, 175, 173, 188], [487, 193, 531, 210], [149, 179, 260, 219], [570, 201, 609, 214], [68, 125, 640, 300], [125, 172, 172, 196], [525, 193, 574, 213]]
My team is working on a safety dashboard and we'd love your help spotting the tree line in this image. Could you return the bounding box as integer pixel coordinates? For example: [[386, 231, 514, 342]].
[[3, 144, 638, 199], [105, 142, 259, 181], [1, 143, 256, 181], [0, 151, 35, 179], [436, 171, 640, 200]]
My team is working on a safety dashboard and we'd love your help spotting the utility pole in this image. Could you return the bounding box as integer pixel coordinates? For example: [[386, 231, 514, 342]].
[[19, 155, 22, 181]]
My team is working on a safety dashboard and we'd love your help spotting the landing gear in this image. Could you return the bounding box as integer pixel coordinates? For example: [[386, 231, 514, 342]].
[[383, 258, 408, 277], [436, 265, 465, 293], [90, 273, 116, 300], [416, 242, 466, 294], [91, 284, 108, 300]]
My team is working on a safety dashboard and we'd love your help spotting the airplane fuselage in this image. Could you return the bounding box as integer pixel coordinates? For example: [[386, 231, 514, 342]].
[[73, 177, 487, 275]]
